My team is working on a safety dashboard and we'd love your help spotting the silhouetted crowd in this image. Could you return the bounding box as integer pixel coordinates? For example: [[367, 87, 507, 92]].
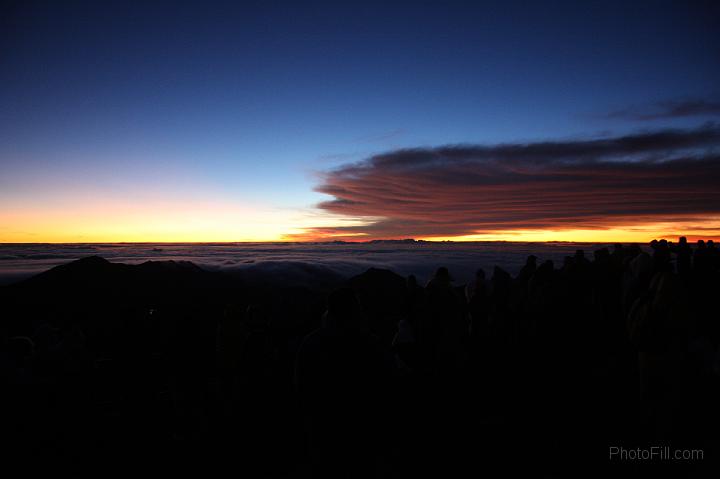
[[2, 237, 719, 477]]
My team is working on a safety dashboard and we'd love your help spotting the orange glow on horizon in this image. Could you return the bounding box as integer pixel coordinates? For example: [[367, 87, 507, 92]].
[[2, 201, 719, 243], [420, 228, 720, 244], [284, 218, 720, 244]]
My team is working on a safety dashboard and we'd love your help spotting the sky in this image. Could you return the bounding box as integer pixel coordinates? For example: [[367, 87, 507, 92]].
[[1, 0, 719, 242]]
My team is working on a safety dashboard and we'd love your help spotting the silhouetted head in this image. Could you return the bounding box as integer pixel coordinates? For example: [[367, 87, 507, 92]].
[[679, 236, 687, 245], [434, 266, 451, 280], [697, 240, 706, 249], [427, 266, 452, 289], [326, 288, 361, 327], [491, 266, 511, 298], [708, 240, 716, 249]]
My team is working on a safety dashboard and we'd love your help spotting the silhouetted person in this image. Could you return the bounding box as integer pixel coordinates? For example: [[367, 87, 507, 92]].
[[295, 288, 390, 478], [465, 268, 490, 380], [466, 269, 487, 329], [392, 314, 418, 372], [426, 266, 452, 290], [238, 304, 276, 386], [653, 239, 672, 273], [517, 255, 537, 283], [694, 240, 710, 274], [628, 271, 690, 438], [675, 236, 692, 275], [217, 303, 246, 410], [425, 267, 468, 373], [707, 240, 719, 271], [610, 243, 624, 268], [574, 249, 589, 267]]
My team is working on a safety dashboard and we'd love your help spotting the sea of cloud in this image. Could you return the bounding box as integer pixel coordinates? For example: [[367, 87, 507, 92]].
[[0, 241, 628, 287]]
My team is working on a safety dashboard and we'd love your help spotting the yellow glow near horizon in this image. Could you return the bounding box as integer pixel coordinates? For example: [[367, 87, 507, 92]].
[[0, 201, 308, 243], [0, 199, 380, 243], [2, 202, 719, 243]]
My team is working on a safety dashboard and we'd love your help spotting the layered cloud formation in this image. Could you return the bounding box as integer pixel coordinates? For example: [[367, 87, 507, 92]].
[[303, 126, 720, 240]]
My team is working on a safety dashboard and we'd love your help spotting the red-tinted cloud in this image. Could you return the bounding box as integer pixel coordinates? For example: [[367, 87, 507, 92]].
[[300, 126, 720, 240]]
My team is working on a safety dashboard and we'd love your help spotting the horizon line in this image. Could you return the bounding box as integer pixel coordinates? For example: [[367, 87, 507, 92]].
[[0, 236, 704, 246]]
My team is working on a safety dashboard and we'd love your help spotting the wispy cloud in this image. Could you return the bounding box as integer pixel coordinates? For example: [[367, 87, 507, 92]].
[[299, 125, 720, 239], [606, 99, 720, 121]]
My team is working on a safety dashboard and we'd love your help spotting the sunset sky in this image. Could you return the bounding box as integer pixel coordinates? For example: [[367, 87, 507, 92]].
[[1, 0, 719, 243]]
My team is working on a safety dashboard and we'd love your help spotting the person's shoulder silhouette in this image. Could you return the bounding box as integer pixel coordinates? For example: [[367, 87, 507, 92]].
[[426, 267, 452, 290]]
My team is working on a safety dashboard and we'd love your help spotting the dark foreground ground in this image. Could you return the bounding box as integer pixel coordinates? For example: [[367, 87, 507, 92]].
[[1, 239, 719, 477]]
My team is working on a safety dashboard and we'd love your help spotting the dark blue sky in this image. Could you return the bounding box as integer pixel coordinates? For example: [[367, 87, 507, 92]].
[[1, 0, 719, 241]]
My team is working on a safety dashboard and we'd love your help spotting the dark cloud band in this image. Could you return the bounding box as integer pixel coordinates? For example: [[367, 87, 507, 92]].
[[306, 126, 720, 239]]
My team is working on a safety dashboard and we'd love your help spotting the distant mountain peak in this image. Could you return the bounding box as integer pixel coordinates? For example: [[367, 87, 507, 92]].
[[74, 255, 111, 265]]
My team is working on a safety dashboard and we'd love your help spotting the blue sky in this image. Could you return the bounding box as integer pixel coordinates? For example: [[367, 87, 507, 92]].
[[1, 1, 718, 241]]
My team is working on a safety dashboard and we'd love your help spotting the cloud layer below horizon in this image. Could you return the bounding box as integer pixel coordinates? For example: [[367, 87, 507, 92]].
[[300, 126, 720, 240]]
